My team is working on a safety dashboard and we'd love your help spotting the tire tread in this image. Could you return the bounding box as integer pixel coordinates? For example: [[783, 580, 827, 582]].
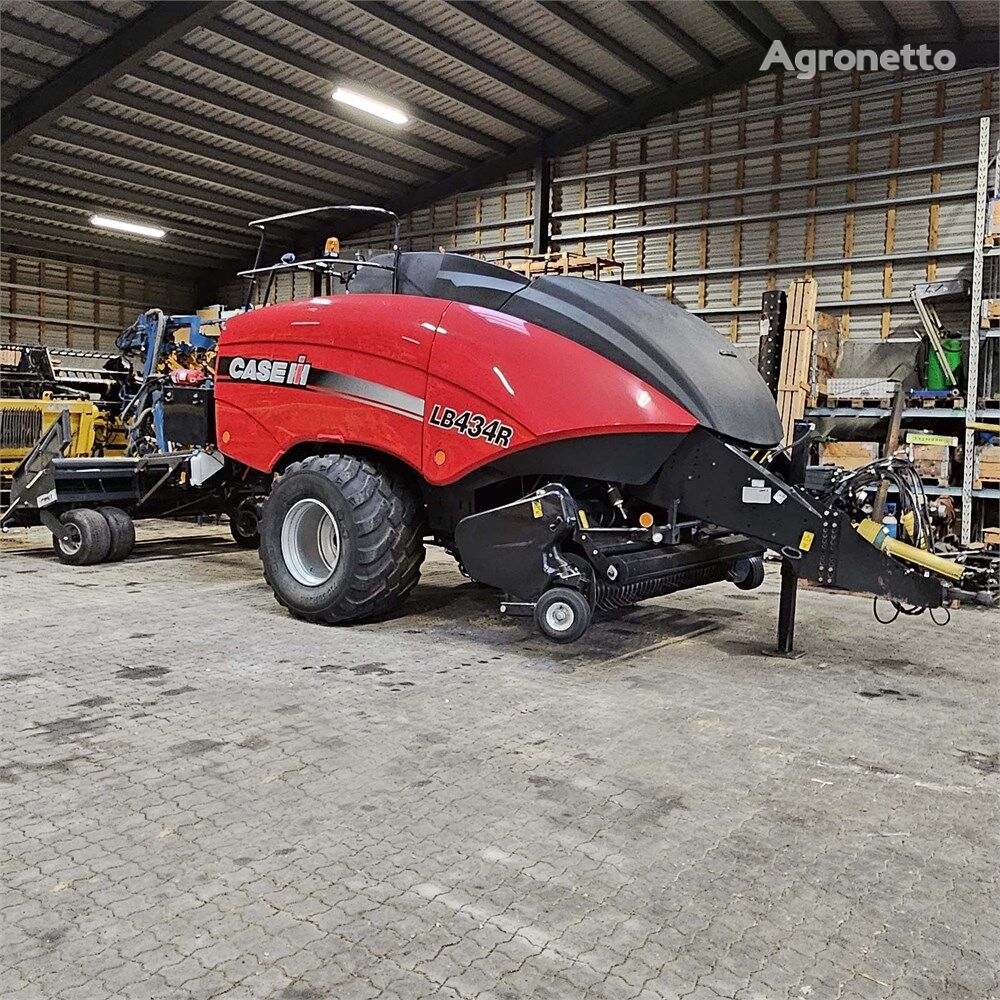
[[261, 455, 425, 624]]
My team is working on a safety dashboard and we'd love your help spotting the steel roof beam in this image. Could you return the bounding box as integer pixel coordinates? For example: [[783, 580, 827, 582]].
[[1, 16, 81, 57], [19, 132, 300, 212], [0, 218, 231, 268], [2, 199, 245, 258], [541, 3, 676, 86], [348, 1, 582, 124], [627, 2, 722, 69], [388, 50, 768, 222], [36, 0, 124, 34], [123, 67, 398, 196], [0, 169, 267, 237], [858, 2, 902, 43], [3, 203, 237, 257], [1, 183, 261, 250], [200, 25, 478, 168], [0, 234, 208, 280], [1, 52, 57, 82], [446, 1, 627, 104], [167, 41, 444, 182], [1, 2, 219, 165], [70, 105, 369, 204], [709, 1, 787, 48], [792, 2, 846, 44], [58, 115, 316, 206], [263, 1, 544, 137], [206, 19, 509, 155], [932, 1, 965, 41], [7, 147, 303, 236]]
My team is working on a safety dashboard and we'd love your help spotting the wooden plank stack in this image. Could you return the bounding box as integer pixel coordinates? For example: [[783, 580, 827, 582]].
[[776, 277, 818, 447], [819, 441, 880, 470], [809, 311, 843, 403]]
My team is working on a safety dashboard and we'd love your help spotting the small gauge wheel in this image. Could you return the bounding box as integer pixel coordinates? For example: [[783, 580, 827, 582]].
[[534, 587, 592, 643]]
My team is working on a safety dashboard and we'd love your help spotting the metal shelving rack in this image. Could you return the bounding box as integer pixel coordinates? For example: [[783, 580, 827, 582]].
[[804, 115, 1000, 534], [961, 117, 998, 541]]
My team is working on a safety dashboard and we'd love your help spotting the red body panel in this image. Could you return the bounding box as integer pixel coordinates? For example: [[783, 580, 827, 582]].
[[215, 295, 698, 482], [216, 295, 440, 474], [423, 303, 697, 483]]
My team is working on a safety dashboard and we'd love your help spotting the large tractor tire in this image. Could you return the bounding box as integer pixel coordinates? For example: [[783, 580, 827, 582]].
[[259, 454, 425, 624], [97, 506, 136, 562], [52, 509, 112, 566]]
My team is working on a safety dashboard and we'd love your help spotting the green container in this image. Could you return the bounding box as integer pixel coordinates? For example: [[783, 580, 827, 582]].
[[925, 338, 962, 390]]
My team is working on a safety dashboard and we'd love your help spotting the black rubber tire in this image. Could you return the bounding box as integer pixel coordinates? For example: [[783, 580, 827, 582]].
[[732, 555, 766, 591], [97, 506, 136, 562], [534, 587, 592, 643], [51, 509, 113, 566], [229, 508, 260, 549], [260, 454, 425, 624]]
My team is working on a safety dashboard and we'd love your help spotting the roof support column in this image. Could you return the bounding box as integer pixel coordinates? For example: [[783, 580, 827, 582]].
[[532, 156, 552, 256]]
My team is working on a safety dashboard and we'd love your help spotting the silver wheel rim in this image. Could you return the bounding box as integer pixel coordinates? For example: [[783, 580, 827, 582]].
[[544, 600, 575, 633], [60, 524, 82, 556], [280, 499, 342, 587]]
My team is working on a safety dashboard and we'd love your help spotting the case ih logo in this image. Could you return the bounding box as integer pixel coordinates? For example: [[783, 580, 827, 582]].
[[226, 354, 311, 386]]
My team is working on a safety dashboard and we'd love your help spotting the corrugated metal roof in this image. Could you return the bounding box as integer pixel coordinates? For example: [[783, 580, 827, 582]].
[[645, 0, 752, 60], [262, 0, 520, 133], [1, 0, 995, 278], [346, 0, 575, 127], [428, 1, 610, 114], [569, 2, 703, 79]]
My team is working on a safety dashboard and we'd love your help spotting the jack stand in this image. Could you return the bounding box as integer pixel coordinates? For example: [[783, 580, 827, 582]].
[[764, 558, 804, 658], [764, 416, 811, 658]]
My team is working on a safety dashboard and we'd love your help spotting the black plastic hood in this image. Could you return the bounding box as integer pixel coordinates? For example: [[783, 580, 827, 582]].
[[499, 276, 783, 449]]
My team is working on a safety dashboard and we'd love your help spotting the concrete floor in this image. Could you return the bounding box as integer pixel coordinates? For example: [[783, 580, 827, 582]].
[[1, 520, 997, 1000]]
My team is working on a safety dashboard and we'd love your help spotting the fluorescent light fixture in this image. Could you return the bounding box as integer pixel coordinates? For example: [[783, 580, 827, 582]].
[[90, 215, 165, 239], [331, 87, 408, 125]]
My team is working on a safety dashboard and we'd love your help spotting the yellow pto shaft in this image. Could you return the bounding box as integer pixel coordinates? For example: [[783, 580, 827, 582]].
[[854, 518, 964, 581]]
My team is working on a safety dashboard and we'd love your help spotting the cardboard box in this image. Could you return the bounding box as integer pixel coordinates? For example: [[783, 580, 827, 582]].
[[820, 441, 880, 471]]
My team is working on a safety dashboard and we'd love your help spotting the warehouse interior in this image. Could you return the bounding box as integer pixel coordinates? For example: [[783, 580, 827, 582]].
[[2, 2, 999, 999]]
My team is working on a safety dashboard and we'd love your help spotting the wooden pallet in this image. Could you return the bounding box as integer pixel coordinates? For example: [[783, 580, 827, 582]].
[[776, 277, 818, 447], [981, 298, 1000, 328], [911, 396, 965, 409], [826, 396, 891, 409]]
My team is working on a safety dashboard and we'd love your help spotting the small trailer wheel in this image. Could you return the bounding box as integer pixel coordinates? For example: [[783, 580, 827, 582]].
[[229, 507, 260, 548], [52, 509, 112, 566], [534, 587, 591, 643], [731, 556, 765, 591], [97, 507, 136, 562]]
